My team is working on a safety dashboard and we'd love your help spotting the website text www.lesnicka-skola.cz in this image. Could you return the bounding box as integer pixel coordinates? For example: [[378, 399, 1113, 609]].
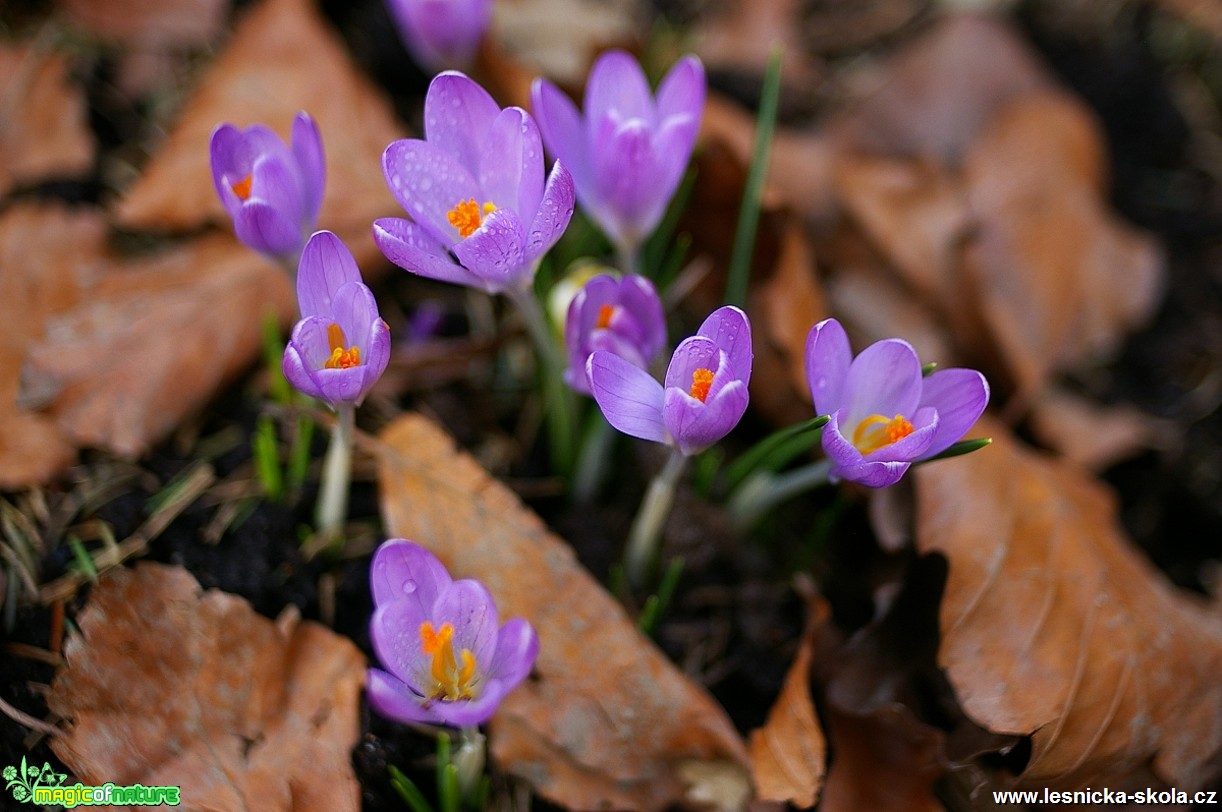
[[992, 787, 1219, 805]]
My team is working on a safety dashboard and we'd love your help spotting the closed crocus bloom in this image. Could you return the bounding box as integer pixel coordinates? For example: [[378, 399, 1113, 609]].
[[282, 231, 390, 408], [805, 318, 989, 488], [532, 51, 705, 259], [367, 539, 539, 727], [385, 0, 491, 72], [374, 72, 575, 296], [564, 273, 665, 395], [210, 111, 324, 261], [588, 305, 751, 456]]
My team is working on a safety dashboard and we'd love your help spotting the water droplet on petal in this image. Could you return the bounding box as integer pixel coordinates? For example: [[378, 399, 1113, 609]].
[[402, 579, 417, 595]]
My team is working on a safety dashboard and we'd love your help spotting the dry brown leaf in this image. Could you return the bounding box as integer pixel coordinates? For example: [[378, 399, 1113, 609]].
[[20, 234, 293, 457], [0, 43, 94, 198], [748, 598, 827, 808], [0, 204, 109, 486], [820, 704, 946, 812], [48, 562, 365, 812], [915, 416, 1222, 788], [691, 0, 824, 101], [962, 92, 1164, 403], [1028, 386, 1176, 471], [376, 413, 751, 812], [489, 0, 637, 87], [114, 0, 405, 266]]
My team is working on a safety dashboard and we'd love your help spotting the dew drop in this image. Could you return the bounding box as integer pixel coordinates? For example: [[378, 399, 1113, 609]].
[[402, 579, 417, 595]]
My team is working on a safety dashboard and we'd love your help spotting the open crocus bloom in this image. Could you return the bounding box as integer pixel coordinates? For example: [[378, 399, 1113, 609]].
[[384, 0, 491, 72], [209, 111, 324, 260], [587, 305, 751, 456], [374, 72, 575, 296], [805, 318, 989, 488], [564, 273, 666, 395], [532, 51, 705, 258], [282, 231, 390, 408], [366, 539, 539, 728]]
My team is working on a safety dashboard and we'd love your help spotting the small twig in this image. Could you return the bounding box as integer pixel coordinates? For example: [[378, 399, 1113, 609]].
[[0, 694, 63, 739]]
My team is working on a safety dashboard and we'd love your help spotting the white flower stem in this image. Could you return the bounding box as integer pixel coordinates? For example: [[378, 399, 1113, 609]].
[[454, 726, 486, 801], [506, 286, 576, 475], [728, 459, 833, 532], [315, 402, 354, 543], [625, 449, 688, 588], [617, 243, 641, 277], [571, 410, 616, 504]]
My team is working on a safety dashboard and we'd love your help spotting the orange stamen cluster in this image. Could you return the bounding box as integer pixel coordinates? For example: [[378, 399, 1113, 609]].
[[852, 414, 915, 455], [447, 198, 497, 239], [419, 621, 477, 701], [324, 323, 361, 370], [231, 174, 253, 201], [596, 304, 617, 330], [689, 368, 715, 402]]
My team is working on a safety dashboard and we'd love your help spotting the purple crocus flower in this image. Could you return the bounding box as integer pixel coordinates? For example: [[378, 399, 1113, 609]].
[[564, 273, 666, 395], [374, 73, 575, 296], [532, 51, 705, 258], [587, 305, 751, 456], [366, 539, 539, 728], [805, 318, 990, 488], [385, 0, 491, 72], [210, 111, 325, 260], [282, 231, 390, 408]]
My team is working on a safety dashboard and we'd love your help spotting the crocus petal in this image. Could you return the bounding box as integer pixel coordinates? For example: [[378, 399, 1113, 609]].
[[697, 306, 752, 384], [371, 600, 433, 693], [587, 351, 667, 443], [664, 379, 749, 456], [360, 316, 392, 401], [841, 338, 922, 423], [479, 107, 543, 226], [664, 336, 719, 391], [369, 539, 452, 612], [330, 282, 380, 355], [309, 366, 369, 405], [861, 406, 938, 463], [250, 150, 306, 225], [432, 579, 499, 673], [531, 78, 593, 193], [525, 161, 575, 264], [488, 617, 539, 689], [282, 342, 326, 402], [452, 207, 529, 292], [374, 217, 483, 288], [618, 276, 667, 358], [423, 71, 501, 173], [234, 201, 302, 257], [655, 55, 706, 124], [291, 112, 326, 225], [424, 679, 508, 727], [382, 139, 480, 246], [366, 668, 439, 725], [917, 368, 990, 459], [591, 119, 663, 246], [585, 50, 655, 127], [821, 412, 911, 488], [650, 112, 701, 208], [297, 231, 361, 318], [804, 318, 852, 415]]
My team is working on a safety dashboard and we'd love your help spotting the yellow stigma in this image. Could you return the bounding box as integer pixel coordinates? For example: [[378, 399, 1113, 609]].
[[419, 621, 477, 701], [852, 414, 915, 455], [447, 198, 497, 239], [231, 174, 253, 201], [689, 368, 715, 402], [596, 304, 616, 330], [324, 323, 361, 370]]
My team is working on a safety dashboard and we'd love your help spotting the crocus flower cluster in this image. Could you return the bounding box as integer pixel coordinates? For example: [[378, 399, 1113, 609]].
[[588, 305, 751, 456], [805, 318, 989, 488], [282, 231, 390, 409], [564, 273, 665, 395], [374, 72, 575, 296], [209, 112, 325, 262], [384, 0, 492, 72], [532, 51, 705, 261], [367, 539, 539, 727]]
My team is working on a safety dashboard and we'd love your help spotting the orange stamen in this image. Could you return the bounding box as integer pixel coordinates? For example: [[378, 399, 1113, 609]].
[[596, 304, 616, 330], [231, 174, 253, 201], [447, 198, 497, 239], [689, 368, 715, 402], [419, 621, 478, 701], [324, 323, 362, 370], [852, 413, 915, 455]]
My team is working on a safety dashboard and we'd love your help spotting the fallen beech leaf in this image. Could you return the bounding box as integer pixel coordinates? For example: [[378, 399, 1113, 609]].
[[749, 598, 827, 808], [376, 413, 750, 812], [48, 563, 365, 812], [0, 204, 108, 486], [962, 93, 1164, 402], [824, 261, 955, 364], [489, 0, 636, 87], [20, 234, 293, 457], [0, 43, 94, 198], [1028, 386, 1175, 471], [820, 704, 945, 812], [915, 417, 1222, 788], [115, 0, 405, 266]]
